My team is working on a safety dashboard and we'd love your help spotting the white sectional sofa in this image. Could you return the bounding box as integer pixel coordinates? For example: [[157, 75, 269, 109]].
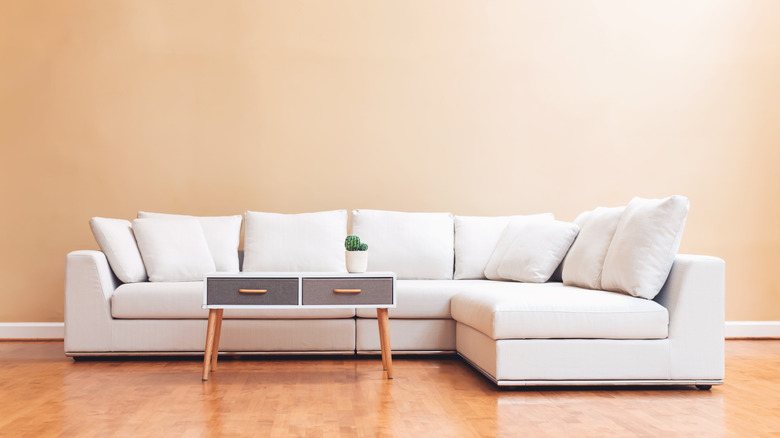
[[65, 203, 725, 388]]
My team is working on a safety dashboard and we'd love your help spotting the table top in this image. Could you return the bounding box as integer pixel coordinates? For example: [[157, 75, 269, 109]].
[[205, 271, 396, 279]]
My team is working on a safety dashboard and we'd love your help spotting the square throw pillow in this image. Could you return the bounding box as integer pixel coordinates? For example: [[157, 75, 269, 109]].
[[562, 206, 625, 290], [133, 217, 216, 282], [496, 220, 580, 283], [483, 215, 558, 280], [351, 210, 454, 279], [601, 195, 689, 299], [243, 210, 347, 272], [137, 212, 241, 272], [89, 217, 148, 283], [454, 213, 554, 280]]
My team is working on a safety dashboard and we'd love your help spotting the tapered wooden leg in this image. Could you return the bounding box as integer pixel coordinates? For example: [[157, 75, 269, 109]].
[[210, 309, 224, 372], [202, 309, 219, 381], [376, 308, 393, 379], [377, 311, 388, 372]]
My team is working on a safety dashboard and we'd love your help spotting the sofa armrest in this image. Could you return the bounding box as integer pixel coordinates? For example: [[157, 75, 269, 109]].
[[653, 254, 725, 380], [64, 250, 120, 353]]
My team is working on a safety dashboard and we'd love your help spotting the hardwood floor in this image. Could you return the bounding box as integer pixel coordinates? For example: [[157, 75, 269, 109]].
[[1, 340, 778, 437]]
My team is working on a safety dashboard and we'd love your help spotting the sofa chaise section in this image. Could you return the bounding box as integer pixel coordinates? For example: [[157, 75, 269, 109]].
[[452, 255, 725, 386]]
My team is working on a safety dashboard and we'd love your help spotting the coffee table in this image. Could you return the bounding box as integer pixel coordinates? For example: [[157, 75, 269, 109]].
[[201, 272, 396, 381]]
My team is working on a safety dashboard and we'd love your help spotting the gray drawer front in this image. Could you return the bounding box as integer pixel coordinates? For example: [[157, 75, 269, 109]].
[[207, 278, 299, 306], [302, 278, 393, 306]]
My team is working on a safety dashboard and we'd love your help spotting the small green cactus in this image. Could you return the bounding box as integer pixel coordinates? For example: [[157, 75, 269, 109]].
[[345, 235, 368, 251]]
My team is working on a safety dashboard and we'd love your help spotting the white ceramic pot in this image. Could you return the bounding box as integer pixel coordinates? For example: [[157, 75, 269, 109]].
[[345, 251, 368, 273]]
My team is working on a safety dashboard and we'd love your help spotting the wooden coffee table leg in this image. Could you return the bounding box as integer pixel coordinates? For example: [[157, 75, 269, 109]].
[[376, 308, 393, 379], [210, 309, 224, 372], [202, 309, 219, 381], [377, 311, 387, 372]]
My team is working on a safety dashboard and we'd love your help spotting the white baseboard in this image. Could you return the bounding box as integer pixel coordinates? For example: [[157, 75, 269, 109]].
[[0, 323, 64, 339], [0, 321, 778, 340], [725, 321, 780, 338]]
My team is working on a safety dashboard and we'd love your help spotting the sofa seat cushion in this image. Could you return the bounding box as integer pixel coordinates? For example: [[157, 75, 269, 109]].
[[111, 282, 355, 319], [451, 281, 668, 340], [356, 280, 459, 319]]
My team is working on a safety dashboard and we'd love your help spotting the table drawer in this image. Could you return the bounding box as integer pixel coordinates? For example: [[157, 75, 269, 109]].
[[207, 277, 299, 306], [302, 277, 393, 306]]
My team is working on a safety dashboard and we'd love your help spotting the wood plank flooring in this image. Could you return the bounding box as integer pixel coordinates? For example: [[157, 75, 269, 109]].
[[1, 340, 778, 437]]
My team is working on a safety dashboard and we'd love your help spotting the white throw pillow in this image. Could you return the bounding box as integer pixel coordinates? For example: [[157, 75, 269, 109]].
[[137, 212, 242, 272], [243, 210, 347, 272], [454, 213, 554, 280], [548, 211, 591, 282], [483, 215, 557, 280], [562, 206, 625, 290], [496, 220, 580, 283], [601, 195, 689, 299], [89, 217, 148, 283], [133, 218, 216, 282], [350, 210, 454, 279]]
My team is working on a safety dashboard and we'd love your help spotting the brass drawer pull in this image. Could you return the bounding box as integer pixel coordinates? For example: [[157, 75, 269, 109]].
[[333, 289, 362, 294], [239, 289, 268, 294]]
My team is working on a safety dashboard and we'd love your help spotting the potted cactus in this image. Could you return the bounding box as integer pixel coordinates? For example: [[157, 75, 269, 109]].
[[345, 235, 369, 273]]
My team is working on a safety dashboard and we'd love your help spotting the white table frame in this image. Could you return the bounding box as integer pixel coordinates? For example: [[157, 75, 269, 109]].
[[201, 272, 396, 381]]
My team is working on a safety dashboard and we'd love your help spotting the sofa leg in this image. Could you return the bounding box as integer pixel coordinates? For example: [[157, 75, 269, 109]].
[[695, 384, 713, 391]]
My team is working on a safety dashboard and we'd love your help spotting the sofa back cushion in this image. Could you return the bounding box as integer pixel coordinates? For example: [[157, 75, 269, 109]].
[[350, 210, 454, 279], [601, 196, 689, 299], [454, 213, 554, 280], [133, 217, 216, 282], [243, 210, 348, 272], [137, 212, 242, 272], [89, 217, 148, 283]]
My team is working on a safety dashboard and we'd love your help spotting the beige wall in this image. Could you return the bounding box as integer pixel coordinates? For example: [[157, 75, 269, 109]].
[[1, 1, 778, 322]]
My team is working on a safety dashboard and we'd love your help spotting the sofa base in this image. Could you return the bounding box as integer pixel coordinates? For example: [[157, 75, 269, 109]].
[[456, 322, 723, 387], [65, 251, 726, 385], [357, 350, 455, 355], [66, 350, 455, 357], [458, 353, 723, 388], [65, 318, 357, 355], [65, 350, 357, 357], [356, 318, 456, 352]]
